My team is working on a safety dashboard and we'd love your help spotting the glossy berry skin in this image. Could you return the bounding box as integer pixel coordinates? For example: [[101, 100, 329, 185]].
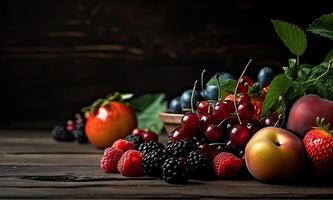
[[182, 112, 200, 135], [261, 113, 279, 127], [204, 85, 218, 100], [200, 114, 218, 131], [246, 120, 260, 135], [303, 128, 333, 177], [142, 129, 158, 142], [180, 89, 202, 110], [237, 103, 255, 120], [197, 101, 210, 114], [237, 93, 251, 105], [238, 75, 254, 94], [205, 124, 223, 142], [229, 124, 252, 146], [198, 143, 218, 160], [85, 101, 137, 149], [131, 128, 145, 138], [258, 67, 273, 88], [171, 126, 192, 142], [169, 97, 182, 113], [213, 100, 235, 121]]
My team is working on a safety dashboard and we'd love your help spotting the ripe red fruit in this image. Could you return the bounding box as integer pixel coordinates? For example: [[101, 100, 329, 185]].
[[205, 124, 223, 142], [237, 103, 255, 120], [182, 112, 200, 134], [197, 100, 210, 114], [229, 124, 252, 146], [198, 143, 218, 160], [303, 118, 333, 177], [100, 147, 124, 173], [213, 100, 235, 121], [117, 150, 144, 177], [237, 93, 251, 105], [200, 113, 218, 131], [213, 152, 242, 178], [142, 129, 158, 142], [131, 128, 145, 138], [111, 139, 135, 152]]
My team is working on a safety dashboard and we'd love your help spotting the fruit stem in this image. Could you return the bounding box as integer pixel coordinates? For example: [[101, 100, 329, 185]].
[[201, 69, 207, 97], [191, 80, 198, 113], [234, 59, 253, 125], [216, 74, 221, 101], [217, 116, 234, 127]]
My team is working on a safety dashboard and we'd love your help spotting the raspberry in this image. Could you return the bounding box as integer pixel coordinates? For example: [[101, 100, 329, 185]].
[[213, 152, 242, 179], [112, 139, 135, 152], [118, 150, 144, 177], [100, 147, 124, 173]]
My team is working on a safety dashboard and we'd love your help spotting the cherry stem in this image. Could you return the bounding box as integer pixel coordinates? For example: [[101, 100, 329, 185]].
[[191, 80, 198, 113], [217, 116, 234, 127], [201, 69, 207, 97], [215, 74, 221, 101], [234, 59, 253, 125]]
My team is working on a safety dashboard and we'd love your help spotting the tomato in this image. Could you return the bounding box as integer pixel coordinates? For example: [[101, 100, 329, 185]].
[[85, 101, 137, 149]]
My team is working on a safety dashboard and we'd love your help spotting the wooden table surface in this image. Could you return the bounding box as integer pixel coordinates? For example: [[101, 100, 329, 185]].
[[1, 129, 332, 199]]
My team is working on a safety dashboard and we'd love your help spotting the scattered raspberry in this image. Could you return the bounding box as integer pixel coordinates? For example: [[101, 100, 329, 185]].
[[118, 150, 144, 177], [100, 147, 124, 173], [111, 139, 135, 152], [213, 152, 242, 179]]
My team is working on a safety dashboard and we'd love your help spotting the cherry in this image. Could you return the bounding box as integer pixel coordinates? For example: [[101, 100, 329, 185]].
[[182, 112, 200, 134], [171, 126, 191, 142], [238, 75, 254, 94], [131, 128, 145, 138], [205, 124, 223, 142], [237, 103, 255, 120], [200, 113, 218, 131], [198, 143, 218, 159], [229, 124, 252, 146], [245, 120, 260, 135], [213, 100, 235, 121], [261, 113, 279, 127], [142, 129, 158, 142], [197, 100, 210, 114], [236, 93, 251, 105]]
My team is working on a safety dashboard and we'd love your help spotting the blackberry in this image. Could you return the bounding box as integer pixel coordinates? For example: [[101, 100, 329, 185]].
[[52, 125, 74, 142], [162, 157, 189, 184], [143, 149, 169, 176], [125, 135, 143, 148], [167, 140, 196, 157], [72, 128, 88, 143], [187, 150, 212, 179], [138, 141, 164, 155]]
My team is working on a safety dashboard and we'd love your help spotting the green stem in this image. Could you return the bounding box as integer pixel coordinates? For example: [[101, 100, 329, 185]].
[[300, 61, 331, 85], [296, 55, 300, 68]]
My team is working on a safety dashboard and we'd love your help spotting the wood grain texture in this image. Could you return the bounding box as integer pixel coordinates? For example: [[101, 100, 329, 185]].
[[0, 129, 333, 199]]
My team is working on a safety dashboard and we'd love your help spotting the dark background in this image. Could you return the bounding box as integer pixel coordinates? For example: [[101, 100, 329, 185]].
[[0, 0, 332, 128]]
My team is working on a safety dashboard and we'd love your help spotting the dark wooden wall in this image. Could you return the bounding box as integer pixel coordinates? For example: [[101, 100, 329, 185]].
[[0, 0, 332, 128]]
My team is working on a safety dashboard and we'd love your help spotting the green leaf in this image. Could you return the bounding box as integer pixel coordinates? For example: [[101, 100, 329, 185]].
[[121, 93, 134, 100], [219, 79, 237, 100], [263, 74, 292, 115], [130, 94, 167, 134], [272, 20, 307, 56], [324, 48, 333, 62], [283, 58, 297, 78], [308, 13, 333, 40]]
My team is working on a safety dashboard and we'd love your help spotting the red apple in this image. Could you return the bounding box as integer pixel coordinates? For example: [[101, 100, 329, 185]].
[[245, 127, 305, 182], [287, 94, 333, 138]]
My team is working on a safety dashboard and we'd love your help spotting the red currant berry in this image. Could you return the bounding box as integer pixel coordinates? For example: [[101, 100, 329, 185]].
[[237, 103, 255, 120], [261, 113, 279, 127], [200, 113, 218, 130], [205, 124, 223, 142], [182, 112, 200, 134], [213, 100, 235, 121], [245, 120, 260, 135], [197, 100, 210, 114], [229, 124, 251, 146], [238, 75, 254, 94]]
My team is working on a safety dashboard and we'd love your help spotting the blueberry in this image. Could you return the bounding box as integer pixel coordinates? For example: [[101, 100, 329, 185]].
[[204, 85, 218, 100], [219, 72, 235, 80], [180, 89, 202, 110], [257, 67, 273, 87], [169, 97, 182, 113]]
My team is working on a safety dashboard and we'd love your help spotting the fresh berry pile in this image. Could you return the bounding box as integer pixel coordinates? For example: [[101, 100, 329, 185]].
[[52, 114, 88, 143]]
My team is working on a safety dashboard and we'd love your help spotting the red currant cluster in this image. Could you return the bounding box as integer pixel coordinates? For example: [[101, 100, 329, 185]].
[[168, 73, 280, 163]]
